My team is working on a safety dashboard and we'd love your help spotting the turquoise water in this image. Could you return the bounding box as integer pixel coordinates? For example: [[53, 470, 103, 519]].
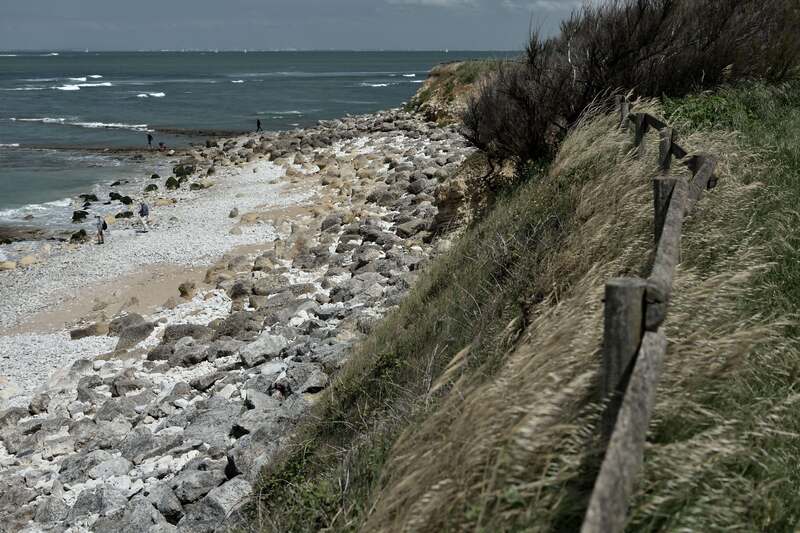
[[0, 51, 509, 217]]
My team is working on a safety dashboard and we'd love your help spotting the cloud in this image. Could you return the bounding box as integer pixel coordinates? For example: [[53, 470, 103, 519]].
[[502, 0, 584, 11], [386, 0, 478, 7]]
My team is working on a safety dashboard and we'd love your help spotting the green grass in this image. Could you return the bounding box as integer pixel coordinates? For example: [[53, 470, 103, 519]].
[[453, 60, 499, 85], [634, 81, 800, 532], [245, 82, 800, 532], [665, 82, 800, 326]]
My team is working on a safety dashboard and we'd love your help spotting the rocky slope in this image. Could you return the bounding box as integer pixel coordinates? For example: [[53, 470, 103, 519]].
[[0, 110, 474, 532]]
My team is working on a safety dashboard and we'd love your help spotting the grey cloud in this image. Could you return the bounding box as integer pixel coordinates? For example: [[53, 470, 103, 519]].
[[386, 0, 478, 6], [0, 0, 579, 51]]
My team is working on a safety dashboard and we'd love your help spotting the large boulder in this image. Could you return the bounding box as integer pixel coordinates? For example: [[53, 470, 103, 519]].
[[146, 482, 184, 524], [176, 477, 252, 533], [92, 495, 175, 533], [118, 426, 184, 465], [189, 179, 214, 191], [171, 458, 228, 504], [239, 333, 288, 367], [66, 485, 128, 524], [165, 176, 180, 190], [72, 210, 89, 223], [109, 313, 146, 336], [163, 324, 214, 343], [182, 397, 241, 448], [116, 321, 155, 351], [173, 162, 196, 178], [70, 321, 109, 340], [69, 229, 89, 244]]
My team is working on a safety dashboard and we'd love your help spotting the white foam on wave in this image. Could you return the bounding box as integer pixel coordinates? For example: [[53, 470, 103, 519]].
[[0, 87, 46, 91], [41, 52, 59, 57], [45, 198, 72, 208], [360, 82, 391, 88], [0, 54, 18, 57], [88, 75, 103, 79], [403, 74, 416, 78], [231, 80, 245, 84], [0, 143, 20, 148], [69, 77, 87, 82], [16, 117, 67, 124], [0, 197, 72, 219], [73, 121, 150, 132], [136, 92, 166, 98], [51, 82, 112, 91], [410, 80, 424, 84], [261, 110, 303, 116], [13, 117, 150, 132]]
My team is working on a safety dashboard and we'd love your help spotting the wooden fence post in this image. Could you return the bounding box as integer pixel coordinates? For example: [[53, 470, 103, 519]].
[[652, 176, 678, 245], [583, 331, 668, 533], [633, 114, 648, 156], [618, 98, 631, 131], [658, 128, 674, 171], [601, 277, 646, 440]]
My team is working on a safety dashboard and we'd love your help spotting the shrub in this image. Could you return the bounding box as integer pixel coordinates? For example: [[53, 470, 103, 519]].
[[464, 0, 800, 164]]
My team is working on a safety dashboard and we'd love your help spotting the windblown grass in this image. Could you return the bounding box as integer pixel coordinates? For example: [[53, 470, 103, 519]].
[[243, 87, 800, 531]]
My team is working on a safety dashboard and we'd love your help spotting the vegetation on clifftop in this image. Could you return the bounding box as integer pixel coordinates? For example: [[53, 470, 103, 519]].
[[406, 60, 500, 124], [244, 81, 800, 531], [242, 1, 800, 530], [464, 0, 799, 164]]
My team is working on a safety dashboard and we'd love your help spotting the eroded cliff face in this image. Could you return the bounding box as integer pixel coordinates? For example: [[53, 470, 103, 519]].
[[408, 60, 499, 124]]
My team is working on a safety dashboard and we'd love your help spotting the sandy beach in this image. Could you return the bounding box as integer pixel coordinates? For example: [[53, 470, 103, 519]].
[[0, 144, 314, 405], [0, 106, 472, 531]]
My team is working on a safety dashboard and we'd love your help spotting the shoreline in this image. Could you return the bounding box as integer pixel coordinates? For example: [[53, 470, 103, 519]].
[[0, 105, 473, 531]]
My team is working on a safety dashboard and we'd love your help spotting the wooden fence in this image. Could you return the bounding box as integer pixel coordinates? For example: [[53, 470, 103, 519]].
[[580, 97, 718, 533]]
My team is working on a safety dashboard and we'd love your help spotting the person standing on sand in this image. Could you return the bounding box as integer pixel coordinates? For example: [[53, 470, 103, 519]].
[[256, 119, 262, 132], [95, 216, 105, 244], [138, 201, 150, 233], [147, 133, 154, 149]]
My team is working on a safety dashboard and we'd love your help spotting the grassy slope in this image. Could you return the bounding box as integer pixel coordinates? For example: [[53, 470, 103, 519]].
[[245, 83, 800, 532]]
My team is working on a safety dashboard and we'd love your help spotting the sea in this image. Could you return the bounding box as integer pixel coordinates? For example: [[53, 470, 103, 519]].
[[0, 50, 510, 225]]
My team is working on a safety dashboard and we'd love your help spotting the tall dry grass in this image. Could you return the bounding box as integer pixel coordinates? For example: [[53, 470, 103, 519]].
[[244, 94, 799, 531], [359, 103, 790, 531]]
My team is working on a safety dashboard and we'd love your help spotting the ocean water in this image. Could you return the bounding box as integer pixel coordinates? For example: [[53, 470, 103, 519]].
[[0, 50, 507, 222]]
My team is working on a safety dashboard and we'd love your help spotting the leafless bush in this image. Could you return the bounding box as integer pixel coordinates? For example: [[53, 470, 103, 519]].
[[464, 0, 800, 164]]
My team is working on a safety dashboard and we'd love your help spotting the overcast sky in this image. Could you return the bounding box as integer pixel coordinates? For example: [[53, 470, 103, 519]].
[[0, 0, 584, 51]]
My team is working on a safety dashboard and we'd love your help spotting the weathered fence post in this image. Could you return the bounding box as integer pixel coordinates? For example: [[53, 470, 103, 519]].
[[617, 96, 631, 131], [583, 331, 668, 533], [658, 127, 674, 171], [634, 114, 648, 156], [652, 176, 678, 245], [601, 277, 646, 440]]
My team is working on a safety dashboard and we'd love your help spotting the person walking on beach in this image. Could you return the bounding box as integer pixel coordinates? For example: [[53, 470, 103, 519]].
[[256, 119, 262, 132], [147, 133, 154, 149], [95, 215, 106, 244], [138, 201, 150, 233]]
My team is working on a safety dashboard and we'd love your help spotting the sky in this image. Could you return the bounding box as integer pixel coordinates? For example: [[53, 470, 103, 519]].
[[0, 0, 585, 51]]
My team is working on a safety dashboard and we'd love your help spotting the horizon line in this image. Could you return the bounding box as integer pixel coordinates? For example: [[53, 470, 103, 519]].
[[0, 48, 520, 53]]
